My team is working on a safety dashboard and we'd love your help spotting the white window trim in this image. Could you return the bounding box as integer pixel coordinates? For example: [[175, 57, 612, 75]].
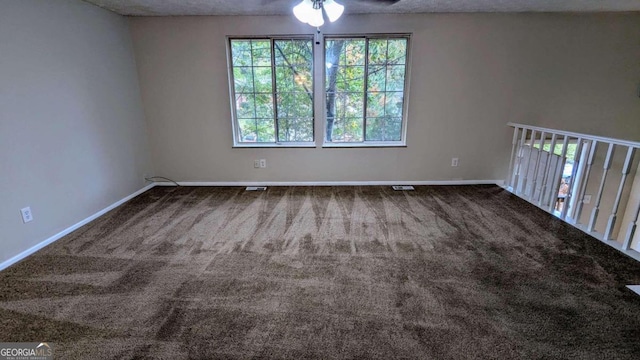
[[321, 33, 412, 147], [322, 141, 407, 148], [227, 35, 316, 148], [233, 142, 317, 149], [226, 33, 412, 148]]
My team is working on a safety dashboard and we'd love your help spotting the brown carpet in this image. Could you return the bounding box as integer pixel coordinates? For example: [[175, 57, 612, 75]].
[[1, 185, 640, 359]]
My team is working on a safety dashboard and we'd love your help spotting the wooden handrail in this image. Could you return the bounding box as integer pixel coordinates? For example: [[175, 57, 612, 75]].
[[507, 122, 640, 149]]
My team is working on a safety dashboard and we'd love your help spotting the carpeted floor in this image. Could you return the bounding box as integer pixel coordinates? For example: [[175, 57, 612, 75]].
[[1, 185, 640, 359]]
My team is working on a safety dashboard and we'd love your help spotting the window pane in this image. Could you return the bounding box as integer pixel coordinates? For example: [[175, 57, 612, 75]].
[[325, 36, 408, 144], [331, 117, 364, 142], [368, 39, 387, 65], [231, 40, 252, 66], [229, 37, 313, 144], [278, 118, 313, 142], [293, 92, 313, 117], [366, 92, 385, 118], [325, 40, 341, 67], [343, 118, 363, 142], [255, 93, 274, 118], [336, 92, 364, 118], [251, 41, 271, 66], [279, 92, 308, 119], [278, 118, 294, 142], [233, 67, 253, 93], [343, 40, 366, 66], [296, 118, 314, 142], [275, 40, 312, 67], [236, 94, 255, 119], [273, 39, 313, 143], [238, 118, 258, 142], [253, 67, 272, 93], [385, 92, 404, 117], [367, 65, 386, 92], [276, 92, 294, 118], [334, 66, 365, 93], [256, 118, 275, 142], [366, 117, 402, 141], [276, 66, 294, 92], [293, 66, 312, 91], [387, 39, 407, 65], [386, 65, 405, 91]]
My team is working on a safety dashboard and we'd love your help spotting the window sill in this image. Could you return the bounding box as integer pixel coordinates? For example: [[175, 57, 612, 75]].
[[322, 142, 407, 148], [233, 143, 317, 148]]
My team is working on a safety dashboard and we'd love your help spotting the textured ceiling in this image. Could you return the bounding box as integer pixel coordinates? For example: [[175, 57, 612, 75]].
[[83, 0, 640, 16]]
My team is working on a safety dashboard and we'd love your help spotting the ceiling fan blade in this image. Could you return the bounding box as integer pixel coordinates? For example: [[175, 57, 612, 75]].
[[353, 0, 402, 4]]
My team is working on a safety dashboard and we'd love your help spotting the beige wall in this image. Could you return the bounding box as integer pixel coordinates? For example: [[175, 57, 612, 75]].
[[129, 13, 640, 184], [0, 0, 153, 264]]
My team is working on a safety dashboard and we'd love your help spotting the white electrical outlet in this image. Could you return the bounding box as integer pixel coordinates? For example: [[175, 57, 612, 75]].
[[259, 159, 267, 168], [583, 195, 592, 204], [254, 160, 260, 168], [20, 207, 33, 223], [451, 158, 459, 167]]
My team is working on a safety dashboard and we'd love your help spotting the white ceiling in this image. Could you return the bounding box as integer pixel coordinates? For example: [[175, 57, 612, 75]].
[[83, 0, 640, 16]]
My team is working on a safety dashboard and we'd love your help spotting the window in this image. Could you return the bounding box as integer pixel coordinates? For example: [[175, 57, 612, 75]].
[[324, 36, 409, 145], [227, 34, 410, 147], [228, 37, 314, 146]]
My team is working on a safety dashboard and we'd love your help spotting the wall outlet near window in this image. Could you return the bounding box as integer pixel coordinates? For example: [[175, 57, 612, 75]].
[[259, 159, 267, 168], [254, 160, 260, 168], [451, 158, 459, 167], [583, 194, 592, 204], [20, 207, 33, 223]]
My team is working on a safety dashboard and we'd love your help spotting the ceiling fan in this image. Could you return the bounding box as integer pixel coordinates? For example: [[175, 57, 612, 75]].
[[293, 0, 401, 27]]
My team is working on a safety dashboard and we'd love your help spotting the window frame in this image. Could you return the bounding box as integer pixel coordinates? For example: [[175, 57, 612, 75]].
[[227, 35, 316, 148], [322, 34, 411, 148]]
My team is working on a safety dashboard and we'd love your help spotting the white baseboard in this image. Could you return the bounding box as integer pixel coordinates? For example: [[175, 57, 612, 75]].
[[154, 180, 504, 187], [0, 184, 156, 272]]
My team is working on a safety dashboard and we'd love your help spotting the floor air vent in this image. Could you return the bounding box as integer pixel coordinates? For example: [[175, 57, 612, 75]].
[[392, 185, 415, 191], [246, 186, 267, 191]]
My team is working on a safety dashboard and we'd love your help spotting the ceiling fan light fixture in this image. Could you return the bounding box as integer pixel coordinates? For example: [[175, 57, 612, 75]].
[[308, 7, 325, 27], [293, 0, 315, 24], [323, 0, 344, 22], [293, 0, 343, 27]]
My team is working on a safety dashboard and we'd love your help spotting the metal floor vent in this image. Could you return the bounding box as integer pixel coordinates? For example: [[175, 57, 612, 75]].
[[246, 186, 268, 191], [392, 185, 415, 191]]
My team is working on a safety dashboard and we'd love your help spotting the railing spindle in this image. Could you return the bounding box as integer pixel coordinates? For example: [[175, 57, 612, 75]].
[[588, 143, 615, 232], [562, 137, 584, 220], [513, 128, 528, 194], [507, 127, 520, 189], [622, 197, 640, 250], [548, 135, 569, 213], [531, 131, 546, 203], [521, 130, 537, 199], [538, 133, 557, 208], [573, 140, 597, 225], [604, 146, 636, 240]]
